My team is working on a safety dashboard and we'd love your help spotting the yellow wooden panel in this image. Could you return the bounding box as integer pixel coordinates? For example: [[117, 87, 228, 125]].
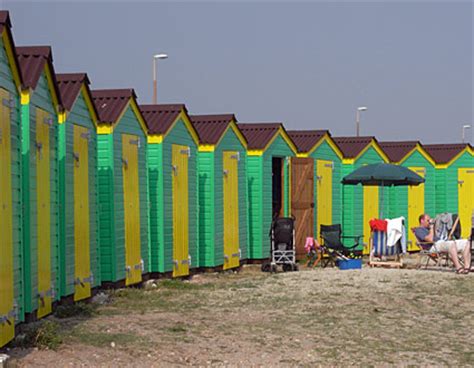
[[363, 186, 379, 254], [223, 151, 240, 270], [73, 125, 91, 301], [172, 144, 189, 277], [316, 160, 333, 239], [408, 167, 425, 251], [36, 108, 52, 318], [0, 88, 15, 346], [122, 134, 142, 285], [458, 168, 474, 239]]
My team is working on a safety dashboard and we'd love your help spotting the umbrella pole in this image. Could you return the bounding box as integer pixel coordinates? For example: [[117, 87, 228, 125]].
[[380, 182, 384, 219]]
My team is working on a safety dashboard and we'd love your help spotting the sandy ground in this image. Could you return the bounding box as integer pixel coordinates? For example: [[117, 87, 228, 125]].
[[4, 259, 474, 367]]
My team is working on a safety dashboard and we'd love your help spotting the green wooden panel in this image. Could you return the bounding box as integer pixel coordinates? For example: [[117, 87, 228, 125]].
[[0, 36, 23, 325], [21, 72, 59, 315], [59, 92, 99, 297]]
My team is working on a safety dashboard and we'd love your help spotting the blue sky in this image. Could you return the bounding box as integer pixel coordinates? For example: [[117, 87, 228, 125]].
[[3, 1, 473, 143]]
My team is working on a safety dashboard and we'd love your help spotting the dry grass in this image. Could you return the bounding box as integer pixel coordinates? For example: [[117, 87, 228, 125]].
[[8, 261, 474, 367]]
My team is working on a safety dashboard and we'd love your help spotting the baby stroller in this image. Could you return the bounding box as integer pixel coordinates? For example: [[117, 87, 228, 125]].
[[262, 217, 299, 272]]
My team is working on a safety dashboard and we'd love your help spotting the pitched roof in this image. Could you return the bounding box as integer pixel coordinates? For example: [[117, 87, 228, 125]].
[[0, 11, 22, 87], [91, 89, 137, 124], [190, 114, 236, 145], [16, 46, 61, 102], [423, 143, 471, 164], [56, 73, 98, 118], [378, 141, 419, 162], [140, 104, 187, 135], [332, 136, 377, 158], [237, 123, 284, 150], [287, 130, 329, 153]]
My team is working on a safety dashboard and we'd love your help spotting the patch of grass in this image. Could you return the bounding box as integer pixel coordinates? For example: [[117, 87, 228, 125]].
[[158, 279, 216, 290], [55, 302, 96, 319], [166, 324, 187, 334], [14, 320, 63, 350], [70, 329, 147, 349]]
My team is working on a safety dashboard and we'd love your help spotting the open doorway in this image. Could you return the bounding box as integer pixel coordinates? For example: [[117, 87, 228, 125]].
[[272, 157, 283, 218]]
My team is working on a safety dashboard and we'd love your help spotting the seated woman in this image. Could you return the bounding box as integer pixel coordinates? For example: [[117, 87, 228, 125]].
[[414, 214, 471, 274]]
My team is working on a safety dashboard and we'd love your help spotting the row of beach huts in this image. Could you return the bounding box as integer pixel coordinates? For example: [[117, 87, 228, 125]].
[[0, 10, 473, 347]]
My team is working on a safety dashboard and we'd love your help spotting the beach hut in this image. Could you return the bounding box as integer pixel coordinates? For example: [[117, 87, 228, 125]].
[[190, 114, 248, 270], [92, 89, 148, 286], [140, 104, 199, 277], [17, 45, 62, 319], [56, 73, 100, 301], [333, 137, 389, 253], [424, 143, 474, 239], [238, 123, 297, 260], [379, 141, 436, 251], [287, 130, 344, 258], [0, 11, 23, 347]]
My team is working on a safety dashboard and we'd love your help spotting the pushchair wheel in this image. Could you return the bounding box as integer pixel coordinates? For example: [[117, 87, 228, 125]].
[[270, 264, 277, 273], [292, 263, 299, 272], [261, 263, 271, 272], [282, 264, 292, 272]]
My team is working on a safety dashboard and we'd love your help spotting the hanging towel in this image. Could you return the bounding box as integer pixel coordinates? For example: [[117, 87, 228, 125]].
[[386, 217, 405, 247], [435, 213, 453, 241], [369, 219, 388, 232]]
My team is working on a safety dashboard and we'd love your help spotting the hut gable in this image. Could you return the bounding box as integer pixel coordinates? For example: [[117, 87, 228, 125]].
[[423, 143, 472, 165], [379, 141, 419, 163], [0, 11, 22, 88], [333, 136, 388, 163], [238, 123, 296, 153], [190, 114, 235, 145], [287, 130, 328, 153]]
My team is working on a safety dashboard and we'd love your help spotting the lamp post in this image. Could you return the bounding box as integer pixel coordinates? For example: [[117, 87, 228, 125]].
[[153, 53, 168, 104], [462, 124, 472, 144], [356, 106, 367, 137]]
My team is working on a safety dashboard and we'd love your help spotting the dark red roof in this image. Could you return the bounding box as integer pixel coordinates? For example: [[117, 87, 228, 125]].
[[379, 141, 419, 162], [91, 89, 137, 124], [0, 11, 22, 87], [16, 46, 61, 104], [423, 144, 471, 164], [237, 123, 284, 150], [56, 73, 98, 118], [190, 114, 237, 145], [140, 104, 187, 135], [333, 136, 375, 158], [0, 11, 12, 33], [287, 130, 328, 153]]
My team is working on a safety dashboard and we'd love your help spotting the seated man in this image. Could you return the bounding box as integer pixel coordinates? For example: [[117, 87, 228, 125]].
[[414, 214, 471, 274]]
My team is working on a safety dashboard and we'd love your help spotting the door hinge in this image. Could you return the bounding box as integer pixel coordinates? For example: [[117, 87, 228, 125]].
[[81, 129, 92, 142], [231, 152, 240, 161], [43, 116, 53, 127], [2, 97, 14, 109], [181, 147, 191, 157], [130, 137, 141, 148]]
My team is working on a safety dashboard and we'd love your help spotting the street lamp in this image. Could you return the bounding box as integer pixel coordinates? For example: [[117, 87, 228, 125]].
[[153, 53, 168, 104], [356, 106, 367, 137], [462, 124, 471, 144]]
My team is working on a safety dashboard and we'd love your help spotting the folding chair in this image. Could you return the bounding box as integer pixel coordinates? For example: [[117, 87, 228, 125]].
[[368, 229, 404, 268], [319, 224, 363, 268]]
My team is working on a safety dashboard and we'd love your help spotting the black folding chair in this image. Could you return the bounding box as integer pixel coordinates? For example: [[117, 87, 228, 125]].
[[319, 224, 363, 267]]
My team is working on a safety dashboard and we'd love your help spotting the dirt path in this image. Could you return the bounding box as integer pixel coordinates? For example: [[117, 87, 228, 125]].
[[6, 263, 474, 367]]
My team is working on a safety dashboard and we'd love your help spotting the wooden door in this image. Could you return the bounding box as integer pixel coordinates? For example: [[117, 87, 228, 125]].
[[458, 168, 474, 239], [291, 158, 314, 259], [363, 186, 379, 254], [316, 160, 333, 239], [223, 151, 240, 270]]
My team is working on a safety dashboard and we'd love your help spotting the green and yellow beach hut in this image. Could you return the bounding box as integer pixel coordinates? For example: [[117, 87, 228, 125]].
[[238, 123, 297, 260], [0, 10, 23, 347], [56, 73, 100, 300], [379, 141, 436, 251], [333, 136, 389, 253], [190, 114, 248, 270], [287, 130, 344, 257], [424, 143, 474, 239], [140, 104, 199, 277], [17, 45, 62, 319], [92, 89, 148, 286]]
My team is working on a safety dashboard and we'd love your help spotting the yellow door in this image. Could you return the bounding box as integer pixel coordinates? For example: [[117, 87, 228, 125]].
[[316, 160, 333, 239], [0, 89, 15, 345], [363, 186, 379, 254], [408, 167, 425, 251], [458, 168, 474, 239], [223, 151, 240, 270], [73, 125, 91, 301], [172, 144, 189, 277], [36, 108, 52, 318], [122, 134, 142, 285]]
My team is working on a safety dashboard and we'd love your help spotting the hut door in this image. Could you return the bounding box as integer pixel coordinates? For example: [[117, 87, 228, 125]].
[[363, 186, 379, 254], [172, 144, 190, 277], [291, 157, 314, 259], [408, 167, 425, 251], [316, 160, 333, 239], [223, 151, 240, 270], [73, 125, 91, 300], [122, 134, 142, 286], [458, 168, 474, 239], [36, 108, 52, 318], [0, 88, 15, 345]]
